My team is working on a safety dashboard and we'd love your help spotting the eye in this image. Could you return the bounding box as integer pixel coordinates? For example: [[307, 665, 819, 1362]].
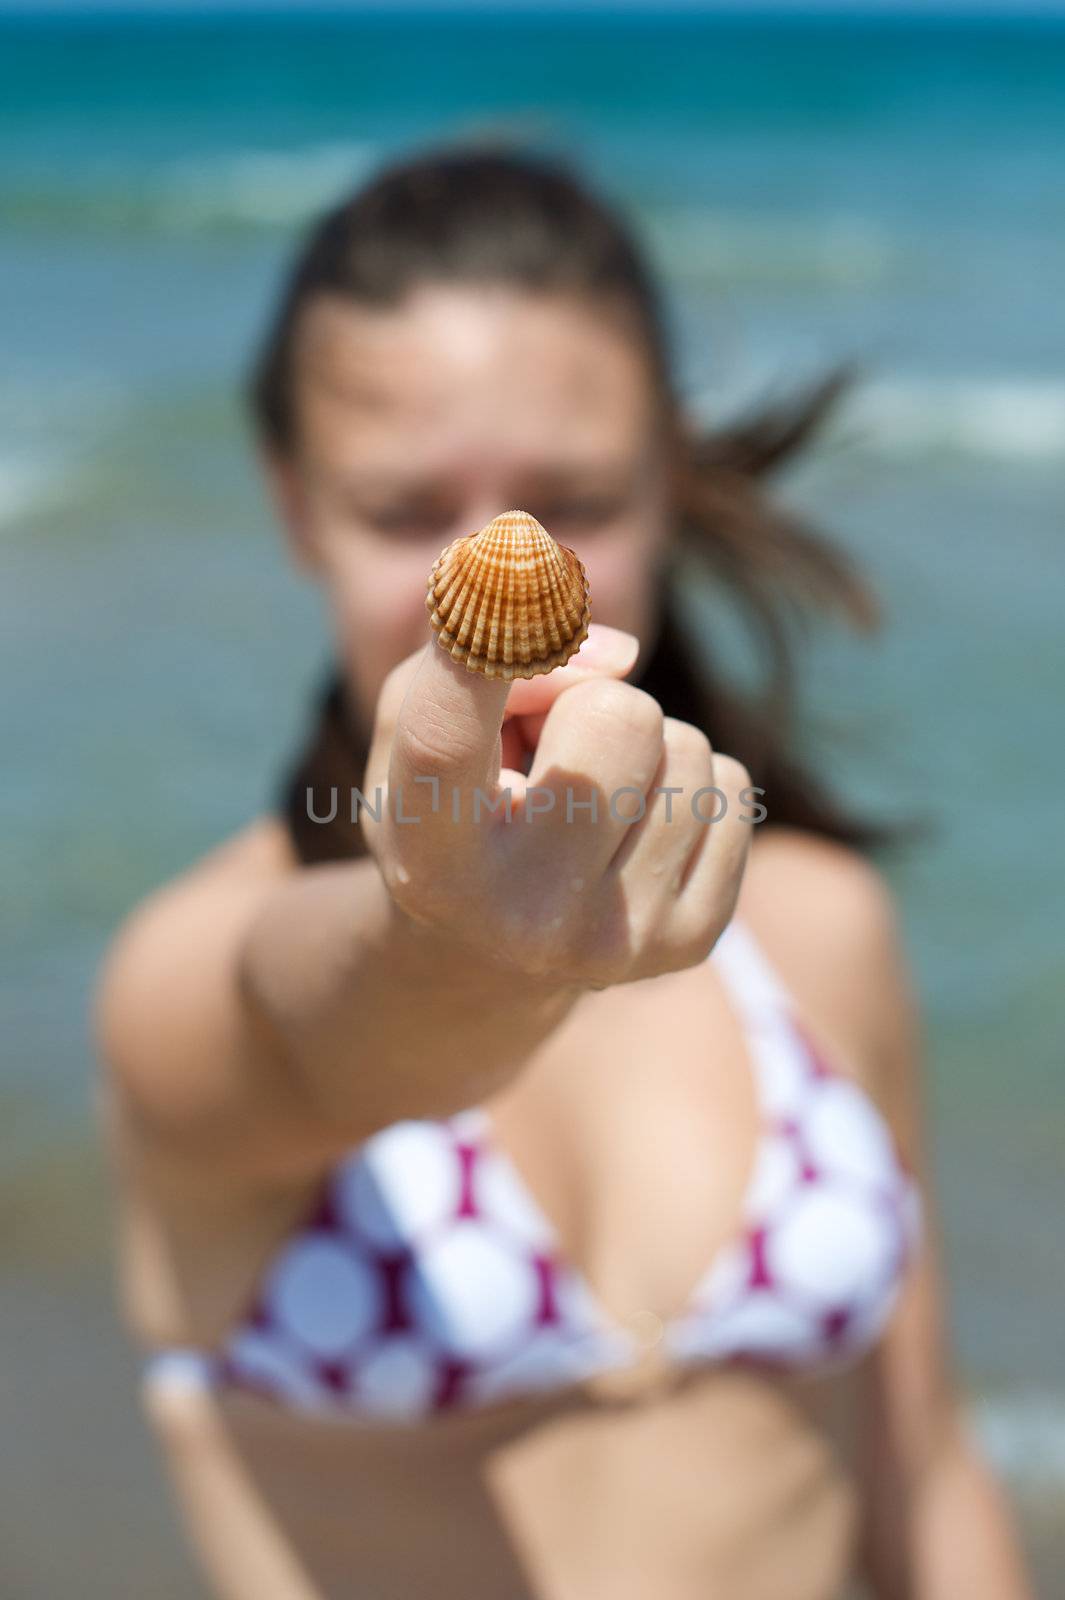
[[363, 504, 455, 540], [530, 497, 626, 533]]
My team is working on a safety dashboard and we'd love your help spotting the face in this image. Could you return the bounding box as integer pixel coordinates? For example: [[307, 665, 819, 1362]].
[[269, 283, 675, 727]]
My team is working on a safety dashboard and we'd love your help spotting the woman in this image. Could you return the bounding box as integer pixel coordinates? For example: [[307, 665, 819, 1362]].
[[94, 149, 1030, 1599]]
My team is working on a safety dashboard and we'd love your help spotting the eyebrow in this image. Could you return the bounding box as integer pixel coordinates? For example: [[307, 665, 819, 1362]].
[[512, 460, 641, 492], [324, 471, 449, 503], [330, 457, 642, 496]]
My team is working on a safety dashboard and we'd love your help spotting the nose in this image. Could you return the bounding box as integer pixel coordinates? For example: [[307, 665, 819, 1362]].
[[451, 493, 519, 542]]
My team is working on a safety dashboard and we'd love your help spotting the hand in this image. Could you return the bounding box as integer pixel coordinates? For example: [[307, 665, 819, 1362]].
[[360, 623, 754, 991]]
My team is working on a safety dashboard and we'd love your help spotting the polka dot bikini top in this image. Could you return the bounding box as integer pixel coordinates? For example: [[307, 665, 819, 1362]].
[[146, 917, 922, 1422]]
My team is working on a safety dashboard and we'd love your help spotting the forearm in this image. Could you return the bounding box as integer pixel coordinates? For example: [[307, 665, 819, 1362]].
[[906, 1420, 1032, 1600], [237, 856, 583, 1136], [866, 1410, 1033, 1600]]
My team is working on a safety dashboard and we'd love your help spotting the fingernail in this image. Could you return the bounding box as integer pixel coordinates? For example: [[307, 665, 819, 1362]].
[[572, 625, 639, 669]]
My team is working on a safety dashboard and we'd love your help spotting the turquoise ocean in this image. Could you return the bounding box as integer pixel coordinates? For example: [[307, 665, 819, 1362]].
[[1, 9, 1063, 1592]]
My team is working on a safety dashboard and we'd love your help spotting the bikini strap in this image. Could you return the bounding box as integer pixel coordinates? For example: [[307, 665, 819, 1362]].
[[142, 1348, 222, 1394], [708, 915, 796, 1026]]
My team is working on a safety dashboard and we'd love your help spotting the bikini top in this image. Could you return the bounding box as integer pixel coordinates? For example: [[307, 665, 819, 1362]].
[[146, 917, 922, 1422]]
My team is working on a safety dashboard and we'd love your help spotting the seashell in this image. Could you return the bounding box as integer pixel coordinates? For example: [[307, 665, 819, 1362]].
[[425, 510, 591, 681]]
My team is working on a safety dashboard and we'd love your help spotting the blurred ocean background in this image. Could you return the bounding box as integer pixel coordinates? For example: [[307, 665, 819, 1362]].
[[1, 7, 1063, 1594]]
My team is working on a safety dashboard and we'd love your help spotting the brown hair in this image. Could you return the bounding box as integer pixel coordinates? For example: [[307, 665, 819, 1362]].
[[249, 145, 904, 866]]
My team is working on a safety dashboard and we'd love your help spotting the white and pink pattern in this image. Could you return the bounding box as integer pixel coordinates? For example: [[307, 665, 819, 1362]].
[[162, 918, 921, 1421]]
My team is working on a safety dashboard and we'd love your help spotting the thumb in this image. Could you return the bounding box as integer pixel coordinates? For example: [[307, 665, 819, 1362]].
[[389, 635, 512, 810], [389, 624, 642, 823]]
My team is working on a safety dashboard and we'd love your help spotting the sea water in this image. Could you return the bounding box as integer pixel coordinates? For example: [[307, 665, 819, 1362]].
[[1, 5, 1063, 1565]]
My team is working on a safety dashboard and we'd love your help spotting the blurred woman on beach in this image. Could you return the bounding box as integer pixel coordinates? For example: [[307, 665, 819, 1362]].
[[94, 148, 1030, 1599]]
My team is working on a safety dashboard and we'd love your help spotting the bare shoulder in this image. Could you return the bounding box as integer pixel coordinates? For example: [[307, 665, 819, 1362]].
[[93, 815, 297, 1146], [741, 822, 903, 956], [737, 824, 921, 1113], [96, 813, 296, 1010]]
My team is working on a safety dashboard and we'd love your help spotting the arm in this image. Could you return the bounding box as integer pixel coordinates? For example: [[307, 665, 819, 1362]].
[[96, 623, 753, 1192], [850, 865, 1032, 1597], [93, 629, 626, 1188], [94, 847, 582, 1188]]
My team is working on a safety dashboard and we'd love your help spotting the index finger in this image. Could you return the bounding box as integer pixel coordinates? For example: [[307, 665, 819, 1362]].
[[500, 624, 640, 721], [365, 624, 640, 796]]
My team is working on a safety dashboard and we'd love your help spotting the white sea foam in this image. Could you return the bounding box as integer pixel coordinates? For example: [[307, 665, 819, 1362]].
[[648, 206, 898, 289], [691, 373, 1065, 464], [0, 458, 52, 530], [845, 377, 1065, 463], [971, 1391, 1065, 1500], [160, 141, 378, 231], [0, 378, 127, 530]]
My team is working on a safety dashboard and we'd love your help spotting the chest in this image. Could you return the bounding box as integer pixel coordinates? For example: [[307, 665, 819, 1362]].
[[480, 962, 762, 1330], [212, 936, 919, 1419]]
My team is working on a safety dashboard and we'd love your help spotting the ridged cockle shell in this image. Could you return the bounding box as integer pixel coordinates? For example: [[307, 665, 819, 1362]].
[[425, 510, 591, 681]]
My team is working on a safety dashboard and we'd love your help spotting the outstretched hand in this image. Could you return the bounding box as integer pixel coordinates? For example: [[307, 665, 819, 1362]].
[[361, 623, 753, 991]]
